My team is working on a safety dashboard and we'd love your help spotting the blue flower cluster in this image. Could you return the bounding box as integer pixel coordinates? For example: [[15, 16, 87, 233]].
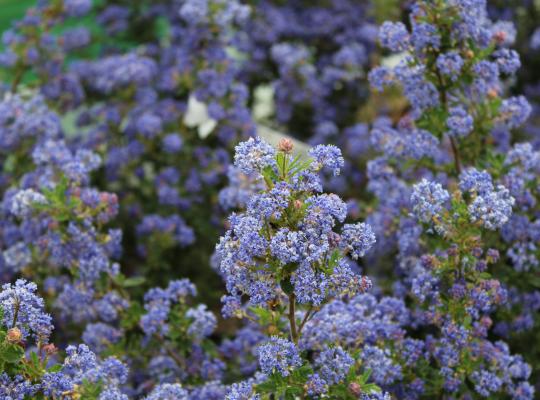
[[257, 336, 302, 377], [0, 280, 128, 398], [216, 137, 374, 313]]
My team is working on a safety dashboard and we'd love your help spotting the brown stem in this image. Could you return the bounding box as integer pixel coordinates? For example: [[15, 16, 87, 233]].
[[449, 136, 462, 175], [434, 67, 462, 176], [155, 334, 186, 368], [11, 297, 20, 328], [11, 68, 24, 93], [297, 306, 314, 336], [288, 294, 298, 344], [280, 152, 288, 179]]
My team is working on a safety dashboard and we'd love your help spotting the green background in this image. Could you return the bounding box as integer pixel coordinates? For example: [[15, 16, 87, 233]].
[[0, 0, 35, 32]]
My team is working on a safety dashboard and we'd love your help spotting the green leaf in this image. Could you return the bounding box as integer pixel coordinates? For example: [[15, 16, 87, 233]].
[[1, 343, 24, 363], [30, 351, 40, 366], [325, 249, 341, 273], [276, 152, 287, 176], [284, 388, 302, 399], [262, 165, 278, 187], [280, 278, 294, 296], [120, 302, 144, 330], [47, 364, 63, 373], [255, 378, 279, 394], [122, 276, 146, 287], [528, 275, 540, 288], [362, 383, 382, 394], [78, 378, 103, 400], [248, 306, 273, 325], [292, 364, 313, 381]]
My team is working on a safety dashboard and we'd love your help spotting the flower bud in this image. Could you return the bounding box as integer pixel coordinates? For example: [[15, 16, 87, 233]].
[[447, 245, 459, 257], [475, 260, 487, 272], [6, 327, 22, 343], [487, 88, 498, 99], [48, 220, 59, 230], [359, 276, 373, 292], [480, 316, 492, 328], [278, 138, 294, 154], [348, 382, 362, 396], [43, 343, 58, 355], [267, 325, 279, 335], [486, 248, 500, 263], [328, 232, 341, 248], [493, 31, 506, 44], [471, 247, 483, 258]]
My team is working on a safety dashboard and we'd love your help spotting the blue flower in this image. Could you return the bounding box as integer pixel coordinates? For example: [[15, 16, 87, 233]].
[[379, 22, 410, 52], [447, 106, 474, 138], [258, 337, 302, 377], [234, 137, 277, 175]]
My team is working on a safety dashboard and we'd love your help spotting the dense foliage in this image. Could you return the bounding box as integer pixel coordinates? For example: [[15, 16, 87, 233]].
[[0, 0, 539, 398]]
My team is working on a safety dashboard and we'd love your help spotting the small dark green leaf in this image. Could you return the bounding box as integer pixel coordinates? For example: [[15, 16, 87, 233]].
[[1, 344, 24, 363]]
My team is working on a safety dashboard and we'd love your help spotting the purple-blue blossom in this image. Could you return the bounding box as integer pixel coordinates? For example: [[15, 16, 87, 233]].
[[447, 106, 474, 138], [314, 346, 354, 385], [258, 337, 302, 377], [500, 96, 532, 128], [234, 137, 277, 175], [437, 52, 464, 80], [468, 185, 515, 230], [0, 279, 53, 341], [309, 144, 345, 176], [340, 223, 376, 259], [63, 0, 92, 17], [411, 179, 450, 225], [144, 383, 188, 400], [186, 304, 217, 340], [379, 22, 410, 52]]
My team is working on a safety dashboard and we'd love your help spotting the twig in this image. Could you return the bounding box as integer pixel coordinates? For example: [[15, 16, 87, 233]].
[[297, 306, 314, 336], [449, 136, 462, 175], [288, 294, 298, 343], [155, 334, 186, 368], [11, 68, 24, 93]]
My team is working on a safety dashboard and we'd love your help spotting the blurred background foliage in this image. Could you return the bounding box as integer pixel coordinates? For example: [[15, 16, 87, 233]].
[[0, 0, 34, 34]]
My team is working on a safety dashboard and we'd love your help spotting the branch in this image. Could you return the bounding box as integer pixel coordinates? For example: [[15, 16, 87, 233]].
[[297, 306, 314, 336], [449, 136, 462, 175], [288, 294, 298, 343], [10, 68, 24, 93], [155, 334, 186, 368]]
